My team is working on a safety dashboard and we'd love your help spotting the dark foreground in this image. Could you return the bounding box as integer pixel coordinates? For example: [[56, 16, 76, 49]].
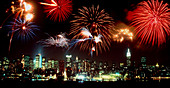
[[0, 80, 170, 88]]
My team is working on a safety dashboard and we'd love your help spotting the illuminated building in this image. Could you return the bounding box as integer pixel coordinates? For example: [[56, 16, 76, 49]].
[[120, 63, 124, 68], [0, 60, 2, 68], [91, 60, 97, 71], [141, 57, 147, 68], [47, 59, 52, 69], [111, 63, 116, 72], [156, 63, 159, 68], [84, 59, 90, 72], [99, 61, 103, 70], [98, 61, 104, 74], [126, 48, 131, 67], [66, 55, 72, 67], [103, 61, 109, 73], [3, 57, 9, 70], [29, 58, 34, 73], [52, 60, 55, 69], [42, 57, 46, 70], [72, 56, 79, 74], [35, 54, 40, 69], [21, 55, 25, 68], [54, 60, 59, 73], [24, 55, 30, 72]]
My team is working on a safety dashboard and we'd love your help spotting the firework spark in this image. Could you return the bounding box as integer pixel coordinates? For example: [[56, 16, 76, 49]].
[[40, 0, 72, 22], [38, 33, 69, 48], [112, 28, 133, 42], [128, 0, 170, 46], [70, 5, 114, 55]]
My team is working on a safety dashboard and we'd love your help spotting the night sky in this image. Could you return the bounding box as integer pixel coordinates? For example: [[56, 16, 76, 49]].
[[0, 0, 170, 67]]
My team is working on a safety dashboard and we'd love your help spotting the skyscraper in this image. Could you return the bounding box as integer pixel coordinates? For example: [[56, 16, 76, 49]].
[[24, 55, 30, 72], [141, 57, 147, 68], [35, 54, 40, 69], [42, 57, 46, 70], [29, 58, 34, 73], [126, 48, 131, 67], [66, 55, 72, 67]]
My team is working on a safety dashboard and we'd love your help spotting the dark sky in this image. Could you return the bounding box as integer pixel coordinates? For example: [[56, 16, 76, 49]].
[[0, 0, 170, 67]]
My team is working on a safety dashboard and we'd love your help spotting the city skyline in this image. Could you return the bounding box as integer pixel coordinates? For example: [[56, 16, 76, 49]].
[[0, 0, 170, 67]]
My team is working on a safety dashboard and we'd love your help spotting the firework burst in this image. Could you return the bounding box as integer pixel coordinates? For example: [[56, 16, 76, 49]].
[[112, 28, 133, 42], [40, 0, 72, 22], [70, 5, 114, 55], [69, 28, 103, 56], [7, 17, 39, 40], [38, 33, 69, 48], [128, 0, 170, 46]]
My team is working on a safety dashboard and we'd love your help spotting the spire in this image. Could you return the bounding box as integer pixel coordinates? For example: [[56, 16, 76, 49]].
[[126, 48, 131, 57]]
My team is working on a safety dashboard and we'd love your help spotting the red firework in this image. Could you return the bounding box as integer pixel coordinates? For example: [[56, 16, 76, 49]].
[[128, 0, 170, 47], [40, 0, 72, 22]]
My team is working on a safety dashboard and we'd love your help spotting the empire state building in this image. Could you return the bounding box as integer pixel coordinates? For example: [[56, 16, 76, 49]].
[[126, 48, 131, 67]]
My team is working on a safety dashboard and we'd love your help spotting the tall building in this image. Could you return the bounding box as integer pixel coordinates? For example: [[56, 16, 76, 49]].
[[3, 57, 10, 70], [42, 57, 46, 70], [24, 55, 30, 71], [34, 53, 42, 69], [29, 58, 34, 73], [126, 48, 131, 67], [66, 55, 72, 67], [35, 54, 40, 69], [54, 60, 59, 73], [21, 56, 25, 68], [47, 59, 52, 69], [98, 61, 103, 70], [141, 57, 147, 68], [111, 63, 115, 71]]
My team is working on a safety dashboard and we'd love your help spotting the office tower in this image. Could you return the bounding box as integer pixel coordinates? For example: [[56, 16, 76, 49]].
[[66, 55, 72, 67], [98, 61, 103, 70], [120, 63, 124, 68], [112, 63, 116, 72], [24, 55, 30, 71], [103, 61, 109, 73], [54, 60, 59, 73], [51, 60, 55, 69], [72, 56, 78, 74], [42, 57, 46, 70], [141, 57, 147, 68], [126, 48, 131, 67], [47, 59, 52, 69], [3, 57, 10, 70], [21, 55, 25, 68], [29, 58, 34, 73], [35, 54, 40, 69], [83, 59, 90, 72], [0, 60, 2, 68]]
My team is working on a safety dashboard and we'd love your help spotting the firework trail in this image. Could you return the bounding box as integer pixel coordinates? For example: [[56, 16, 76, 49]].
[[40, 0, 72, 22], [127, 0, 170, 47], [70, 5, 114, 55], [38, 33, 69, 48]]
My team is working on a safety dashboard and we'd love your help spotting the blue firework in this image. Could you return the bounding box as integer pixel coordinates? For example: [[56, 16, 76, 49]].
[[7, 17, 39, 40]]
